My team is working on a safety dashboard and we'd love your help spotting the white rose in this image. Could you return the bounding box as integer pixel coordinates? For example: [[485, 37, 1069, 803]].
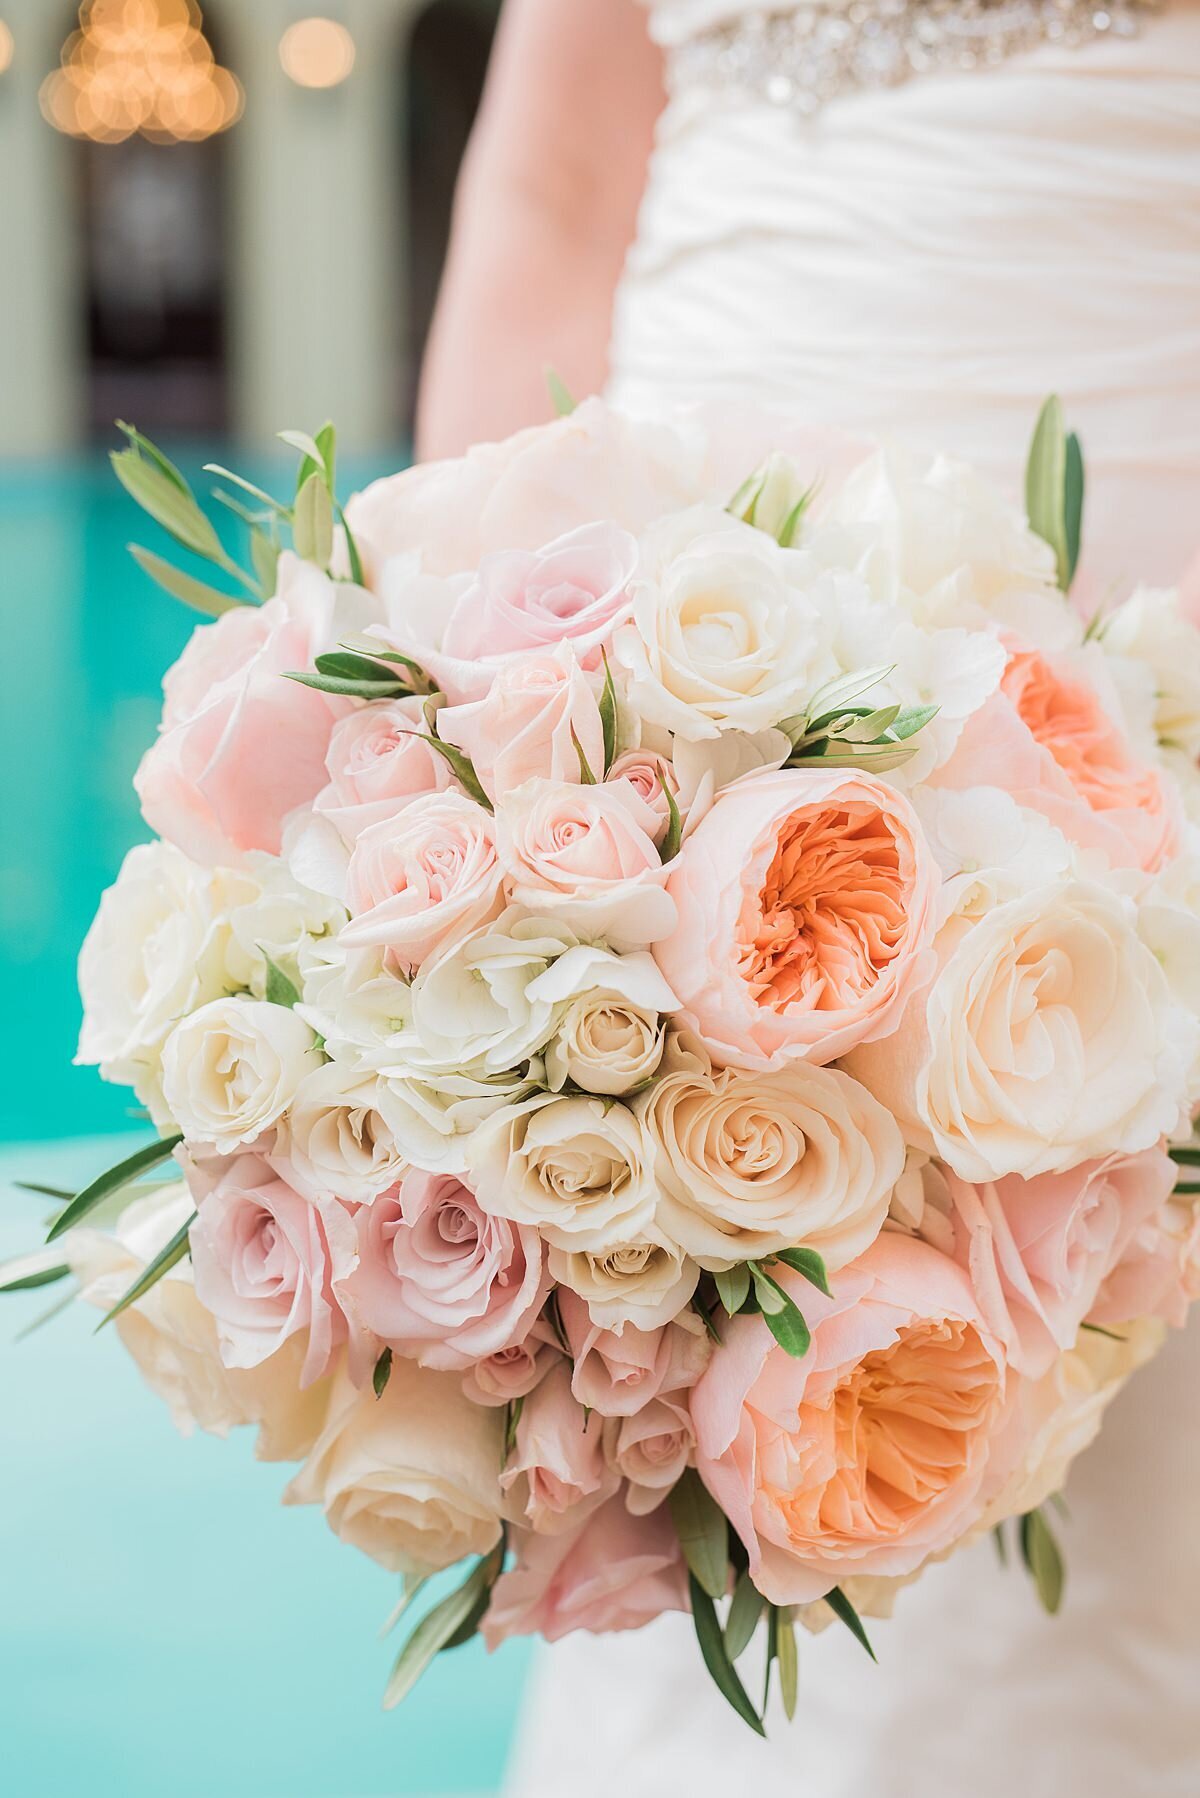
[[728, 450, 814, 544], [640, 1057, 904, 1272], [528, 944, 678, 1095], [161, 997, 322, 1151], [1135, 833, 1200, 1102], [284, 1360, 504, 1574], [613, 507, 841, 741], [847, 878, 1196, 1182], [277, 1061, 410, 1203], [549, 1235, 699, 1331], [1101, 585, 1200, 759], [221, 852, 346, 999], [468, 1095, 657, 1252], [76, 840, 248, 1118], [66, 1184, 330, 1459]]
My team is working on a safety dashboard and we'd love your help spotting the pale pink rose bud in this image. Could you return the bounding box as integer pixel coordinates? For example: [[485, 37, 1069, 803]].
[[558, 1288, 710, 1418], [500, 1362, 619, 1535], [314, 696, 453, 844], [461, 1325, 562, 1408], [437, 645, 606, 801], [608, 1393, 696, 1515], [606, 749, 680, 845]]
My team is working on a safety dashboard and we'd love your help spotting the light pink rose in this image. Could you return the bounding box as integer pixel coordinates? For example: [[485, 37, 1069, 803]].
[[437, 646, 606, 801], [136, 555, 372, 864], [340, 790, 503, 972], [461, 1322, 562, 1408], [314, 697, 453, 843], [497, 777, 675, 949], [606, 749, 680, 846], [937, 646, 1179, 874], [188, 1152, 358, 1390], [608, 1393, 696, 1514], [939, 1149, 1176, 1378], [558, 1288, 710, 1418], [337, 1170, 547, 1371], [692, 1234, 1017, 1605], [500, 1361, 619, 1535], [482, 1491, 688, 1647], [1090, 1194, 1200, 1330], [655, 768, 937, 1071], [374, 522, 638, 705], [344, 398, 699, 583]]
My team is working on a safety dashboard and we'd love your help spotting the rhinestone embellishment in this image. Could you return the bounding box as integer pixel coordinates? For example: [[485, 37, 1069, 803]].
[[666, 0, 1153, 114]]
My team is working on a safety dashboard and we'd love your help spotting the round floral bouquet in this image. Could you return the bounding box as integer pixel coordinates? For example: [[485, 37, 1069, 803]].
[[9, 396, 1200, 1731]]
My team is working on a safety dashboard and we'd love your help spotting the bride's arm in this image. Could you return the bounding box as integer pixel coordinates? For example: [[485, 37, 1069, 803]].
[[415, 0, 664, 460]]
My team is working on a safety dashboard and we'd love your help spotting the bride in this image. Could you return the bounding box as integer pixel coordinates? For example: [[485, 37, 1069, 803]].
[[417, 2, 1200, 1791]]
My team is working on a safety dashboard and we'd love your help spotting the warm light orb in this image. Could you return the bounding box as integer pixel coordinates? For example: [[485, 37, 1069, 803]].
[[0, 22, 13, 74], [279, 17, 356, 90], [39, 0, 243, 144]]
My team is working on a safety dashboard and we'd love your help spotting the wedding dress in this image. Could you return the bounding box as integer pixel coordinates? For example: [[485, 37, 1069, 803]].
[[506, 4, 1200, 1792]]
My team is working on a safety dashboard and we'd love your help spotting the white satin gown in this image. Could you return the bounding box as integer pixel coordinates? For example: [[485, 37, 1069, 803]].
[[506, 4, 1200, 1793]]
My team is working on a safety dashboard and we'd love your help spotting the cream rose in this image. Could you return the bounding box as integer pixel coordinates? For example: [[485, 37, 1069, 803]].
[[468, 1095, 658, 1252], [549, 1234, 699, 1331], [276, 1061, 410, 1204], [641, 1055, 904, 1272], [285, 1360, 504, 1574], [161, 997, 322, 1151], [528, 944, 679, 1096], [1101, 585, 1200, 759]]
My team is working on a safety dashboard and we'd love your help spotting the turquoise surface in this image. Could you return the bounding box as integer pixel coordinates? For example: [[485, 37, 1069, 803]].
[[0, 452, 529, 1796]]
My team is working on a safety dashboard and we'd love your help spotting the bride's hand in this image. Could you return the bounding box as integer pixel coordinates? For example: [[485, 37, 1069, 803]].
[[415, 0, 664, 462]]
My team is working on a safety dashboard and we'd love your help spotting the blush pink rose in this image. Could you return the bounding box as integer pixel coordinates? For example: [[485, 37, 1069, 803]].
[[313, 697, 454, 844], [374, 522, 638, 705], [136, 555, 372, 864], [337, 1170, 547, 1371], [1090, 1194, 1200, 1330], [656, 768, 936, 1071], [606, 748, 680, 846], [940, 1149, 1176, 1378], [436, 646, 606, 801], [500, 1361, 619, 1535], [937, 647, 1178, 874], [482, 1491, 689, 1647], [461, 1321, 563, 1407], [188, 1152, 358, 1390], [608, 1393, 696, 1514], [497, 777, 675, 949], [558, 1289, 710, 1418], [692, 1234, 1016, 1604], [340, 790, 503, 972]]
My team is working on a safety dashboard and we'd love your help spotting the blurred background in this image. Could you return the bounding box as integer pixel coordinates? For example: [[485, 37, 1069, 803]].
[[0, 4, 537, 1794]]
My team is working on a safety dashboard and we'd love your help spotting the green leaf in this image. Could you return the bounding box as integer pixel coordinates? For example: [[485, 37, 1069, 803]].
[[777, 497, 807, 549], [824, 1585, 877, 1662], [993, 1522, 1009, 1568], [279, 428, 328, 481], [1169, 1145, 1200, 1166], [0, 1262, 72, 1295], [503, 1395, 525, 1466], [763, 1602, 779, 1711], [383, 1538, 504, 1710], [115, 422, 189, 492], [379, 1574, 430, 1640], [668, 1468, 729, 1602], [1064, 431, 1084, 587], [724, 1570, 765, 1661], [806, 665, 896, 726], [598, 653, 618, 774], [714, 1263, 751, 1317], [750, 1266, 811, 1358], [128, 544, 243, 618], [688, 1574, 765, 1738], [112, 448, 226, 564], [250, 527, 280, 597], [286, 672, 409, 702], [545, 367, 576, 417], [358, 644, 434, 689], [314, 650, 408, 690], [418, 733, 494, 812], [1025, 395, 1072, 591], [262, 952, 301, 1010], [46, 1135, 184, 1244], [373, 1346, 393, 1398], [1080, 1321, 1127, 1343], [293, 470, 334, 568], [1019, 1507, 1065, 1616], [832, 702, 902, 743], [889, 703, 941, 742], [573, 732, 597, 784], [339, 507, 365, 587], [203, 465, 292, 519], [776, 1607, 798, 1721], [14, 1182, 74, 1200], [97, 1212, 196, 1329], [659, 774, 682, 865], [769, 1245, 832, 1298]]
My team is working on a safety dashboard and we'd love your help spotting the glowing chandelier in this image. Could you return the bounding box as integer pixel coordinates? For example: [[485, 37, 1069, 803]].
[[40, 0, 243, 145]]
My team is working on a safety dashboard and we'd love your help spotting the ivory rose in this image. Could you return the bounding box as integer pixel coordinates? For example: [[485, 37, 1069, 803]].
[[1101, 585, 1200, 759], [285, 1360, 504, 1573], [847, 877, 1195, 1183], [558, 1290, 711, 1418], [692, 1235, 1016, 1603], [531, 944, 679, 1095], [314, 697, 453, 844], [548, 1234, 699, 1331], [641, 1053, 904, 1271], [496, 777, 675, 950], [500, 1362, 619, 1535], [482, 1493, 689, 1647], [936, 1150, 1177, 1377], [337, 1169, 546, 1370], [340, 790, 503, 973], [468, 1095, 658, 1252], [136, 556, 375, 864], [373, 522, 637, 704], [160, 997, 321, 1152], [436, 645, 606, 799], [277, 1061, 410, 1204], [656, 768, 936, 1070], [188, 1153, 357, 1388]]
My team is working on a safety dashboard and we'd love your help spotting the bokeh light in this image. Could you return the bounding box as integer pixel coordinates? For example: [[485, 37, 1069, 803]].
[[0, 22, 13, 75], [39, 0, 243, 145], [279, 17, 356, 90]]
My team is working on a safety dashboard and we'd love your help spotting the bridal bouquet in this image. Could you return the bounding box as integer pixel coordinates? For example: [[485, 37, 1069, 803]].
[[8, 396, 1200, 1732]]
